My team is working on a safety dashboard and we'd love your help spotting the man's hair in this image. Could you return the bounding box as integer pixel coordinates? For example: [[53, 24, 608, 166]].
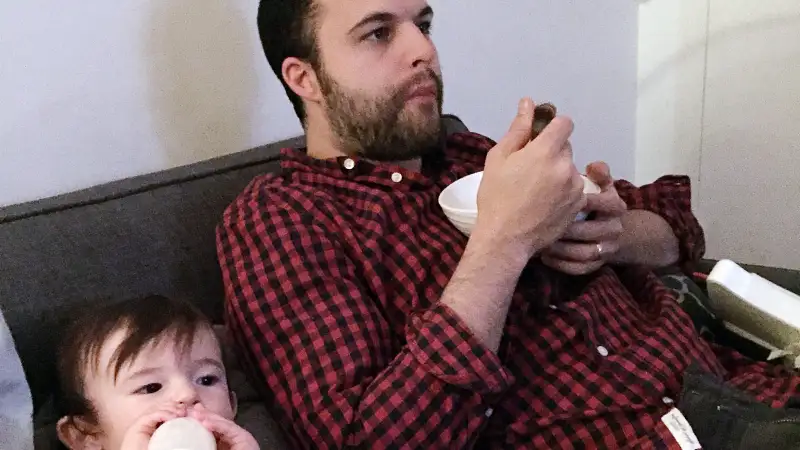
[[257, 0, 322, 124], [55, 295, 214, 422]]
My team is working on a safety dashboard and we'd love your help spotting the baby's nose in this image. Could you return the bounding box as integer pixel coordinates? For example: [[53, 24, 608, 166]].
[[171, 381, 200, 407]]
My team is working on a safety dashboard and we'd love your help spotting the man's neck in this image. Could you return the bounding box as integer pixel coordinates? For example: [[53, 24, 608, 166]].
[[305, 123, 423, 174]]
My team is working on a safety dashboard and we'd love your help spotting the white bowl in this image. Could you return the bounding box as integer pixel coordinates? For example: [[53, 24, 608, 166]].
[[438, 172, 600, 236]]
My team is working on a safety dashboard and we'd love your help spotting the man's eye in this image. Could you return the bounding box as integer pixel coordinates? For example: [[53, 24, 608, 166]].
[[366, 26, 392, 42], [417, 20, 432, 36], [134, 383, 162, 395], [198, 375, 220, 387]]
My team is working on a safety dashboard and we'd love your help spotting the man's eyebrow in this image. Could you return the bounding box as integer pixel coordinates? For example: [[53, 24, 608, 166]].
[[348, 5, 434, 34]]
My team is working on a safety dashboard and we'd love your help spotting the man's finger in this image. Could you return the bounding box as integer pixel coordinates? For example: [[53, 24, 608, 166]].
[[546, 241, 606, 262], [562, 219, 624, 242], [541, 254, 605, 276], [585, 191, 627, 217], [491, 97, 535, 159], [586, 161, 612, 188], [562, 140, 574, 159], [529, 115, 574, 156]]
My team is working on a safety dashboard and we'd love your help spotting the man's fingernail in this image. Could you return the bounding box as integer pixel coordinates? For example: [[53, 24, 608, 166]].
[[519, 98, 530, 114]]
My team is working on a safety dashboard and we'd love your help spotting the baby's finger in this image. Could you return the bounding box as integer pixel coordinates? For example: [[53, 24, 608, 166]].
[[201, 414, 255, 448], [133, 409, 179, 436]]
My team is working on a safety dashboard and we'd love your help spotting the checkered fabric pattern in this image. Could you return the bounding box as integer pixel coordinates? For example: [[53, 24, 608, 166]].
[[217, 132, 800, 449]]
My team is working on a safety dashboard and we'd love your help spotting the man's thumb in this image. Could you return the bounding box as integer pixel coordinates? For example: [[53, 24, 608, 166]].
[[493, 98, 534, 158]]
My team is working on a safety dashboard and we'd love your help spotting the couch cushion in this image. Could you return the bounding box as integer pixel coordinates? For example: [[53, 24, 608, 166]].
[[0, 115, 469, 446], [0, 136, 302, 411]]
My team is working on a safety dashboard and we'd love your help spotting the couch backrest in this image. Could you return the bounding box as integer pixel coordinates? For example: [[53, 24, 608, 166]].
[[0, 115, 469, 412], [0, 136, 300, 409]]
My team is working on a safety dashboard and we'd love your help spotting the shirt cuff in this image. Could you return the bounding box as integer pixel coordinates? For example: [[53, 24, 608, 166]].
[[406, 303, 515, 395]]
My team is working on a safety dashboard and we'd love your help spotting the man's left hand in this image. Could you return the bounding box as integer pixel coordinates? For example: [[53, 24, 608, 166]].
[[541, 162, 627, 275]]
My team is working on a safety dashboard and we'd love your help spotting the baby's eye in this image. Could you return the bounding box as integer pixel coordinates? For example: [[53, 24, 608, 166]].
[[197, 375, 220, 387], [134, 383, 162, 395]]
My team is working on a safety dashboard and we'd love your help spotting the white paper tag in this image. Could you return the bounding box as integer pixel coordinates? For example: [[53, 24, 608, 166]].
[[661, 408, 701, 450]]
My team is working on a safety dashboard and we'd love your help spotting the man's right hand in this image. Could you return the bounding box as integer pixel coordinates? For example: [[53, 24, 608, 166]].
[[473, 98, 586, 263], [441, 98, 586, 351]]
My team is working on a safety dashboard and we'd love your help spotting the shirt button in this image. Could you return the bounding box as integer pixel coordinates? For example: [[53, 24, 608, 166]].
[[549, 304, 558, 310], [597, 346, 609, 357], [343, 158, 355, 170], [391, 172, 403, 183], [485, 407, 494, 418], [663, 396, 674, 405]]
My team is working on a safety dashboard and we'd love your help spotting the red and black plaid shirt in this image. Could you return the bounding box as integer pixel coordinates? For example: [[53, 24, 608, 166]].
[[217, 132, 799, 449]]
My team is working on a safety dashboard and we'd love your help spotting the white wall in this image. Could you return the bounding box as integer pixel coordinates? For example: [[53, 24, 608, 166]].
[[637, 0, 800, 269], [635, 0, 708, 186], [1, 1, 638, 207], [1, 0, 300, 207], [698, 0, 800, 269]]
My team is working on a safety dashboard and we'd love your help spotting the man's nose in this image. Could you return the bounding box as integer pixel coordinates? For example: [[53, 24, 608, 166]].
[[402, 23, 437, 69]]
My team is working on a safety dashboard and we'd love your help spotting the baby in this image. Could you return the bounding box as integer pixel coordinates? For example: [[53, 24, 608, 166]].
[[55, 294, 259, 450]]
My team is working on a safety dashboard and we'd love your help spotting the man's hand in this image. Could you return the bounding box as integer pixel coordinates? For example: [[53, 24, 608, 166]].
[[474, 98, 587, 263], [541, 162, 627, 275], [189, 404, 259, 450], [442, 97, 586, 352]]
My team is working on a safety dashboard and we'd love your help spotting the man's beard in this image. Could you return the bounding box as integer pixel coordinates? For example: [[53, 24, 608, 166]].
[[318, 67, 444, 162]]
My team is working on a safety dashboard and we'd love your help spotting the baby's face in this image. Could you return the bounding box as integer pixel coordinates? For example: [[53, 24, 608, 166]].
[[83, 327, 234, 449]]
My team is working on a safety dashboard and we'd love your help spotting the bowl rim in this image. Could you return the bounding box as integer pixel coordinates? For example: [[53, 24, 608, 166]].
[[438, 171, 483, 216]]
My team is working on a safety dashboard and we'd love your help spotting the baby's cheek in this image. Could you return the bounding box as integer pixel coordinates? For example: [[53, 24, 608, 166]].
[[201, 387, 237, 419]]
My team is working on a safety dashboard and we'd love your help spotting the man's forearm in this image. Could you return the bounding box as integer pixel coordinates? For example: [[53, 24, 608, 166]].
[[441, 230, 531, 352], [613, 209, 679, 267]]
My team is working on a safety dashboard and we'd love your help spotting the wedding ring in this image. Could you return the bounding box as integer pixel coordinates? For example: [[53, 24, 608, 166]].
[[596, 243, 604, 258]]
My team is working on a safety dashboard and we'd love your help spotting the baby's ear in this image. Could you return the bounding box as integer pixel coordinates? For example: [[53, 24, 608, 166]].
[[56, 416, 102, 450], [229, 390, 239, 417]]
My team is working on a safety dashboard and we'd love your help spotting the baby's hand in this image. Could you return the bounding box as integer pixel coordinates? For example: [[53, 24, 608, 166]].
[[119, 405, 182, 450], [189, 404, 259, 450]]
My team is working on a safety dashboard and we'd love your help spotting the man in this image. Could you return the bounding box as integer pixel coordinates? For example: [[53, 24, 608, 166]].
[[217, 0, 800, 448]]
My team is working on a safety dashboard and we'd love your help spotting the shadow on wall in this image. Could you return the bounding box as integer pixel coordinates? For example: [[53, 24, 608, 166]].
[[638, 13, 800, 92], [144, 0, 258, 166]]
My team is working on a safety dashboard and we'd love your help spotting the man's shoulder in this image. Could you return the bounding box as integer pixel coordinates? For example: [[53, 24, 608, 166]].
[[219, 169, 319, 229]]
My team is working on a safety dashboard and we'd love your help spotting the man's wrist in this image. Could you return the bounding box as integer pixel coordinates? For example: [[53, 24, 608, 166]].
[[614, 210, 679, 267], [467, 224, 537, 272]]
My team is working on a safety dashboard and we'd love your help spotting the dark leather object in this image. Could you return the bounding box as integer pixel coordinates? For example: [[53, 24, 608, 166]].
[[678, 365, 800, 449]]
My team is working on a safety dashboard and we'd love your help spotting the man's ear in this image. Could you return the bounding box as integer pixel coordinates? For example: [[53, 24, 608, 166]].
[[229, 390, 239, 417], [57, 416, 102, 450], [282, 56, 323, 104]]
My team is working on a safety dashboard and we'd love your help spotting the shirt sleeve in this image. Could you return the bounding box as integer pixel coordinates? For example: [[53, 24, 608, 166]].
[[216, 187, 515, 450], [0, 309, 33, 450], [615, 175, 706, 268]]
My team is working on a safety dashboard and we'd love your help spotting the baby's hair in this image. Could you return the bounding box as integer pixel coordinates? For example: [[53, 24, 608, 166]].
[[55, 294, 214, 423]]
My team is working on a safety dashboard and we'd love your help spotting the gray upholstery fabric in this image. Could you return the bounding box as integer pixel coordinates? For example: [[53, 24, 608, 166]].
[[0, 115, 469, 449], [0, 136, 302, 413]]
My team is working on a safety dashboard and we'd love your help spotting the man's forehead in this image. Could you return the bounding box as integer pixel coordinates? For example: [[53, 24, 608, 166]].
[[317, 0, 431, 26]]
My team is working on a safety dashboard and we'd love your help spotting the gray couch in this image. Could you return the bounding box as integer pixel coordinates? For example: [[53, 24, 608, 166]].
[[0, 116, 468, 449], [2, 114, 797, 448]]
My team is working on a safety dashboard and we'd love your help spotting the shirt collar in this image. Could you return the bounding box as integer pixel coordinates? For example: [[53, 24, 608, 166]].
[[278, 130, 491, 190], [280, 147, 442, 191]]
